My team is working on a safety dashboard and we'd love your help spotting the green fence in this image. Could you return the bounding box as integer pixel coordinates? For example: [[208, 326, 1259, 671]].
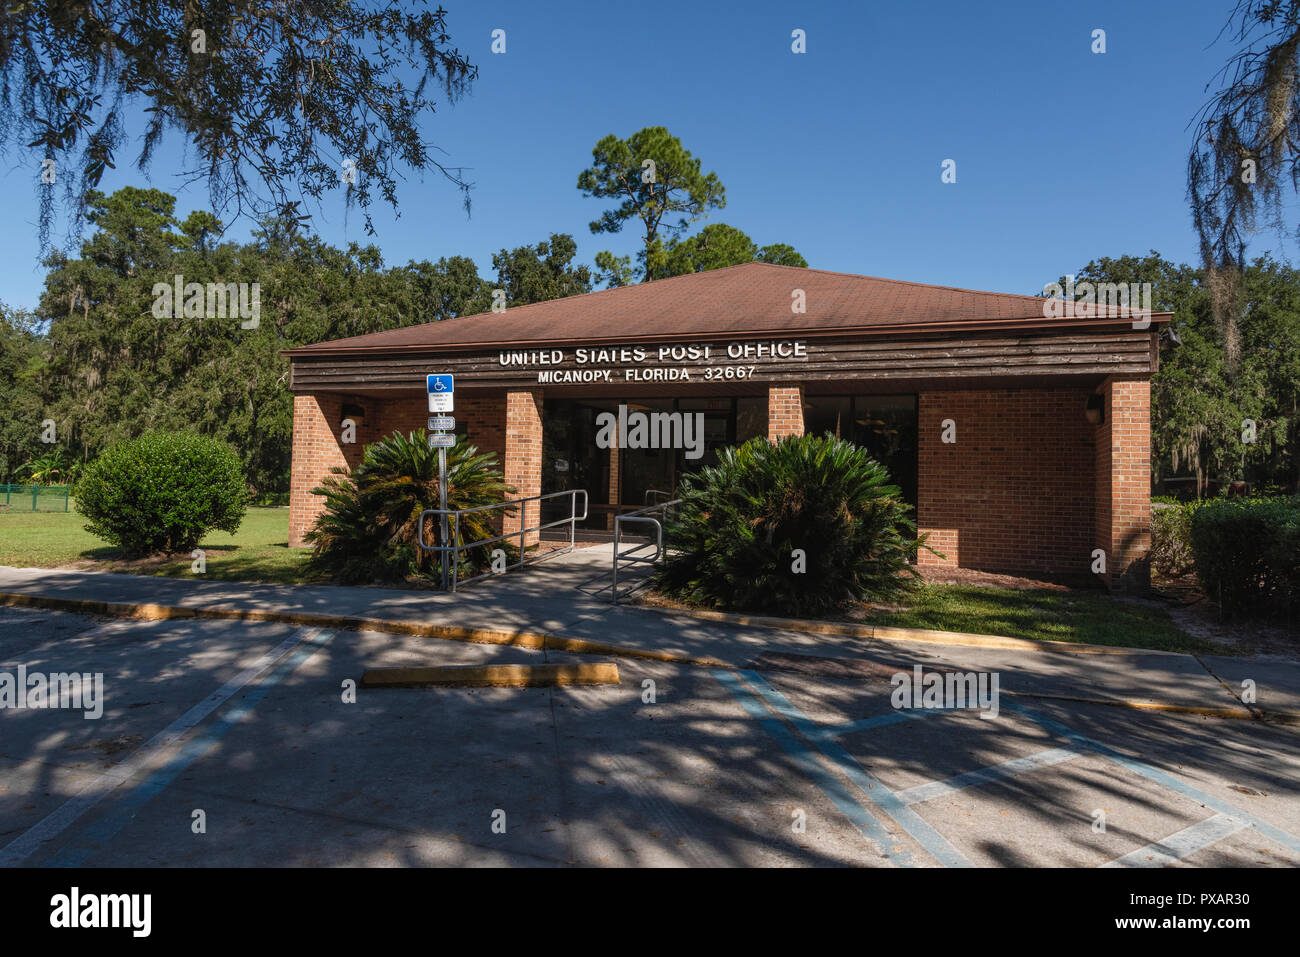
[[0, 485, 71, 512]]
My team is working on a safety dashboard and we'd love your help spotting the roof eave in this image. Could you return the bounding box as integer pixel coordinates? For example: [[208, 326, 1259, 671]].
[[281, 312, 1173, 359]]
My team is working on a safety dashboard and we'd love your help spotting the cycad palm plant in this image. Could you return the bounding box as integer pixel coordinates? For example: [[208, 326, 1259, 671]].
[[305, 430, 515, 584], [656, 433, 931, 616]]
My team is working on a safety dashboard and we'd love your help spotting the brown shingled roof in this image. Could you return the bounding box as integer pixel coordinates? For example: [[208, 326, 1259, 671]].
[[285, 261, 1168, 356]]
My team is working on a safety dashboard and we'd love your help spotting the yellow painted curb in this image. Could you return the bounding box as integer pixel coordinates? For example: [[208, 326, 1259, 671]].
[[0, 591, 731, 667], [0, 589, 548, 646], [1003, 690, 1256, 720], [3, 590, 1275, 722], [361, 662, 620, 688], [632, 602, 1184, 657]]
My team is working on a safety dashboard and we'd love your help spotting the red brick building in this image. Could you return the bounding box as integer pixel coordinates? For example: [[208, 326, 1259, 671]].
[[285, 263, 1167, 590]]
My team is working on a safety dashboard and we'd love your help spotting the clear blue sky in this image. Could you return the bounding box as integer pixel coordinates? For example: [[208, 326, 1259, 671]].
[[0, 0, 1278, 311]]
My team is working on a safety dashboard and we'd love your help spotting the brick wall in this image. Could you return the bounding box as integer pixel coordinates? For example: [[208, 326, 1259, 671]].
[[503, 389, 543, 546], [768, 383, 805, 441], [917, 388, 1098, 577], [378, 393, 506, 463], [288, 381, 1152, 589], [288, 391, 507, 547], [1095, 377, 1151, 591], [288, 394, 373, 547]]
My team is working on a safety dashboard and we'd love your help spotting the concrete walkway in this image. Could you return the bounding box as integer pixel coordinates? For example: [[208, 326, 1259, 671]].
[[1, 548, 1298, 720]]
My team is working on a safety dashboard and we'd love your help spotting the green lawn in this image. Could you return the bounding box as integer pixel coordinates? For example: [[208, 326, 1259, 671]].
[[861, 583, 1210, 653], [0, 506, 318, 585]]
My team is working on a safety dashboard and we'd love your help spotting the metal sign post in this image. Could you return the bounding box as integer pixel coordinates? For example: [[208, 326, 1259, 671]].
[[438, 446, 449, 591], [426, 374, 456, 591]]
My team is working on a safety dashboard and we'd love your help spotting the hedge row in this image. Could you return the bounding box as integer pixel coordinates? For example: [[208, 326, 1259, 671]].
[[1150, 502, 1199, 578], [1187, 498, 1300, 617]]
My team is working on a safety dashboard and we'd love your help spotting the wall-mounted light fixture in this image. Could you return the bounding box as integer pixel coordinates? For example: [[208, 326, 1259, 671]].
[[1085, 393, 1105, 425]]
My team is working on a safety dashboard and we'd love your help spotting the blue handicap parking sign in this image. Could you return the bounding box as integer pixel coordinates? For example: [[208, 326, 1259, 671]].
[[427, 374, 454, 394]]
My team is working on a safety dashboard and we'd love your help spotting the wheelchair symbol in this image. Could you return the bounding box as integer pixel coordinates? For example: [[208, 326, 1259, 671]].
[[432, 379, 447, 391]]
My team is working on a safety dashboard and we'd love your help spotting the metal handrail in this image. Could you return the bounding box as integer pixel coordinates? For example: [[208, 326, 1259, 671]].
[[418, 489, 589, 592], [612, 498, 682, 603], [644, 488, 674, 506]]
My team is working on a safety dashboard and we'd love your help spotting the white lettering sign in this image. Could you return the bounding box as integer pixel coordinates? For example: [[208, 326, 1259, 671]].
[[497, 340, 807, 368]]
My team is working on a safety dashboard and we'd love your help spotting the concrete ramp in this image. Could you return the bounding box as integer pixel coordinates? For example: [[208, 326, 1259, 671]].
[[467, 542, 654, 604]]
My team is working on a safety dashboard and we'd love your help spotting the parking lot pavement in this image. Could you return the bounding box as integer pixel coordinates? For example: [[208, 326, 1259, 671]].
[[1196, 653, 1300, 716], [728, 667, 1300, 867], [1, 604, 1297, 868], [5, 561, 1284, 720]]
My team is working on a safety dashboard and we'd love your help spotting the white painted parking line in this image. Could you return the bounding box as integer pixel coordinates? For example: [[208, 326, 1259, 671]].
[[49, 629, 335, 867], [1005, 701, 1300, 860], [893, 747, 1081, 807], [0, 627, 324, 867], [728, 673, 1300, 868], [1101, 813, 1248, 868]]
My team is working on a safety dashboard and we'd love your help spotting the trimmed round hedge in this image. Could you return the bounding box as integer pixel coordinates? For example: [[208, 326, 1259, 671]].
[[76, 431, 249, 556], [655, 433, 928, 616]]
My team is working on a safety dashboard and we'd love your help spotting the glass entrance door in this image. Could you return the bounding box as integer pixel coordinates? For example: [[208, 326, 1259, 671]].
[[541, 398, 617, 529], [545, 396, 766, 528], [619, 399, 677, 508]]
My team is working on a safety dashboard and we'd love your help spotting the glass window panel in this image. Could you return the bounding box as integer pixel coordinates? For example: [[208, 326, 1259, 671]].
[[852, 395, 918, 509], [735, 396, 765, 443], [803, 395, 852, 440]]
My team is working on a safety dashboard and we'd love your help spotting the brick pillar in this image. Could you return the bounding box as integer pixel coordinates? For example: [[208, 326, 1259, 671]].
[[503, 389, 543, 547], [289, 393, 356, 547], [915, 392, 958, 567], [768, 383, 805, 442], [1095, 377, 1151, 592]]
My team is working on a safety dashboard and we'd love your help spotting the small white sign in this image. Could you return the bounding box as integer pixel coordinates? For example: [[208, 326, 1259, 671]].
[[428, 416, 456, 431], [427, 433, 456, 449], [427, 373, 454, 413]]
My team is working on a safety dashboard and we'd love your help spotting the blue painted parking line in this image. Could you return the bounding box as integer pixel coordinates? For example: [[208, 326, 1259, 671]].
[[729, 670, 1300, 868], [0, 625, 327, 868], [46, 629, 335, 867], [1003, 700, 1300, 860], [734, 670, 971, 868], [712, 670, 916, 867], [893, 747, 1081, 807], [815, 708, 940, 738]]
